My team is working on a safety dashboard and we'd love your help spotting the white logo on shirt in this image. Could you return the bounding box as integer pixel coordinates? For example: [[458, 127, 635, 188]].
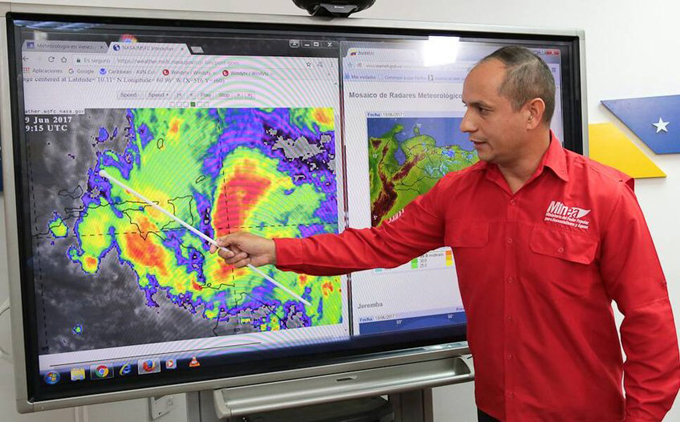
[[544, 201, 591, 229]]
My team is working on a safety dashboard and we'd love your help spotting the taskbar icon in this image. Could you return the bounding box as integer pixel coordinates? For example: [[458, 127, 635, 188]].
[[138, 358, 161, 375], [119, 363, 134, 376], [44, 371, 60, 385], [70, 367, 86, 381], [90, 363, 114, 380]]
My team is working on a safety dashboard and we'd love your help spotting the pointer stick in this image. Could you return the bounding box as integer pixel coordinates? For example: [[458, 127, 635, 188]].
[[99, 170, 311, 306]]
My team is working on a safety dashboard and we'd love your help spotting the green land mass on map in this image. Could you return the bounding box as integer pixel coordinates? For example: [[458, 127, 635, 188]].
[[369, 123, 478, 226]]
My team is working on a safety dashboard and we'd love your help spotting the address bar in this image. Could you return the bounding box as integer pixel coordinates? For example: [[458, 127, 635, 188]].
[[73, 56, 244, 66], [73, 55, 327, 70], [353, 62, 474, 71]]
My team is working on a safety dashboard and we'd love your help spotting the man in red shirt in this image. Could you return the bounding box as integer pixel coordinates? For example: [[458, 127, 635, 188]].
[[210, 47, 680, 421]]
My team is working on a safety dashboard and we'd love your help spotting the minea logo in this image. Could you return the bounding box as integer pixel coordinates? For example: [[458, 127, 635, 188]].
[[546, 201, 591, 219], [544, 201, 591, 229]]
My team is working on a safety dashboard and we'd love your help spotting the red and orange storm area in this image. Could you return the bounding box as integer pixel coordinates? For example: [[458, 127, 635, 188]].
[[210, 158, 273, 280], [313, 109, 333, 127], [213, 159, 272, 238], [83, 256, 98, 272], [166, 117, 183, 141], [123, 232, 169, 277], [322, 281, 334, 298], [121, 216, 169, 276]]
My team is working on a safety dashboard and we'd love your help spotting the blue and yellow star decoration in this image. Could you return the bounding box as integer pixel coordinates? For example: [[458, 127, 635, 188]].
[[588, 95, 680, 179]]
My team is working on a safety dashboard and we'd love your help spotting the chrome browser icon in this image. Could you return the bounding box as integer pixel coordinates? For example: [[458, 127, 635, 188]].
[[90, 363, 113, 380]]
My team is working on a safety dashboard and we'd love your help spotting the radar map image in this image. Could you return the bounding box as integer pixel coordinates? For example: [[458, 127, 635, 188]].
[[368, 117, 478, 226], [29, 107, 342, 353]]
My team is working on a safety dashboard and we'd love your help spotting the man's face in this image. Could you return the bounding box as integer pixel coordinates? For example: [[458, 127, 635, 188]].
[[460, 59, 532, 165]]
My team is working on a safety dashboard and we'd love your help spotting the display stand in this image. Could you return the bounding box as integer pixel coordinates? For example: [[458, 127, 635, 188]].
[[185, 352, 473, 422]]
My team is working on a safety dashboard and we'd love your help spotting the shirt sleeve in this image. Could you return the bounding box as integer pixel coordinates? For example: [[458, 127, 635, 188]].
[[274, 178, 447, 276], [599, 182, 680, 421]]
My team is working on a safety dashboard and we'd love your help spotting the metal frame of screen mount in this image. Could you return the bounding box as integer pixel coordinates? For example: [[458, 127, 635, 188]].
[[0, 0, 588, 413]]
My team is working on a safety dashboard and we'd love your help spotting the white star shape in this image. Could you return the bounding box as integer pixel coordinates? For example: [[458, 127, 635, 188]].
[[653, 117, 669, 133]]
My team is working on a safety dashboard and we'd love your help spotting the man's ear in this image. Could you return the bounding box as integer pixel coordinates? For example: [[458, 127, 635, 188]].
[[526, 98, 546, 130]]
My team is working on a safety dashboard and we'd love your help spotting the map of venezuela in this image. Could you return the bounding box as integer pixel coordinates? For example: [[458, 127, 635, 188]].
[[368, 117, 478, 226], [32, 107, 342, 352]]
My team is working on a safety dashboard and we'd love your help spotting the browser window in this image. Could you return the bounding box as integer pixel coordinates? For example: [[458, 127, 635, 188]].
[[341, 40, 564, 335], [342, 41, 469, 335], [21, 37, 349, 376]]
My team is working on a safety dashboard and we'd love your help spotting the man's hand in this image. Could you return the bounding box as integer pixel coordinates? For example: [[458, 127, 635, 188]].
[[209, 232, 276, 268]]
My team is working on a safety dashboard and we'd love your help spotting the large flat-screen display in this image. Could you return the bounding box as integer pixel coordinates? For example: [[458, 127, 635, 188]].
[[1, 5, 585, 412]]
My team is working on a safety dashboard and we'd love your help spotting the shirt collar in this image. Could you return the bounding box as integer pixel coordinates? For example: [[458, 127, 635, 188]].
[[472, 131, 569, 183], [541, 131, 569, 182]]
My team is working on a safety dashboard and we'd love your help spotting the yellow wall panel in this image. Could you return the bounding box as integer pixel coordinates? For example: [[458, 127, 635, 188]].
[[588, 123, 666, 179]]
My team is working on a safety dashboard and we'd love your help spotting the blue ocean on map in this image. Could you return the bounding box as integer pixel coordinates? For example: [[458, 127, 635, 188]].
[[367, 117, 473, 165]]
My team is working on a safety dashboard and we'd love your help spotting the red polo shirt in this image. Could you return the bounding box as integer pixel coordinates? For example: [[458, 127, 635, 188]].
[[274, 136, 680, 421]]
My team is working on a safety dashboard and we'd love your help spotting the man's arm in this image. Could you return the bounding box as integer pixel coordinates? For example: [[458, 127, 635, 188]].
[[600, 183, 680, 421], [212, 178, 448, 276]]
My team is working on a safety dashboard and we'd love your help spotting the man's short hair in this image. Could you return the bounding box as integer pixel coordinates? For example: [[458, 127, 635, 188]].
[[479, 46, 556, 125]]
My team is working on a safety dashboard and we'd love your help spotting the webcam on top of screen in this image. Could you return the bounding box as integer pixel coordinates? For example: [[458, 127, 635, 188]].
[[292, 0, 376, 17]]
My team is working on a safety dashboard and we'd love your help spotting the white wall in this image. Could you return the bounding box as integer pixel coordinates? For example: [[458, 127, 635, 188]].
[[2, 0, 680, 421]]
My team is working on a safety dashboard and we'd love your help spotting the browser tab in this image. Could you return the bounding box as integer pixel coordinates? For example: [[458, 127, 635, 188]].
[[345, 47, 419, 62], [107, 42, 191, 55], [23, 40, 108, 53]]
